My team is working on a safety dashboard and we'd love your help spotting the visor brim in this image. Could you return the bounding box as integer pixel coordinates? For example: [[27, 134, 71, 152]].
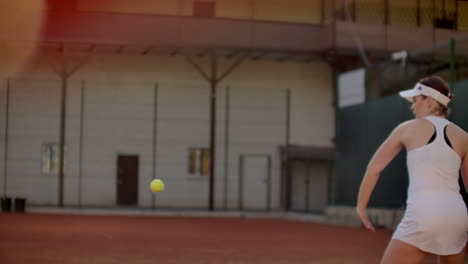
[[399, 89, 421, 102]]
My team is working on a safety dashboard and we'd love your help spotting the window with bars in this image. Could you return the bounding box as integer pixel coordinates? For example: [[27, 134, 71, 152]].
[[42, 143, 66, 175], [188, 147, 210, 176]]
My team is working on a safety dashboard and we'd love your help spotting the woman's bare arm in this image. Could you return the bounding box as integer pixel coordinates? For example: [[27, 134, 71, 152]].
[[356, 124, 405, 231]]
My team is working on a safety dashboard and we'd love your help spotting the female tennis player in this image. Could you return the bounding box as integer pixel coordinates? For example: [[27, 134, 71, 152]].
[[356, 76, 468, 264]]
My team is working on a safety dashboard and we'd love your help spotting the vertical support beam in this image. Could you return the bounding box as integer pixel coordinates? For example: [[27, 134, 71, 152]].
[[320, 0, 325, 24], [238, 155, 244, 210], [3, 79, 10, 197], [284, 88, 291, 210], [384, 0, 389, 25], [223, 86, 230, 210], [58, 74, 68, 207], [331, 0, 337, 48], [384, 0, 389, 50], [177, 0, 183, 46], [57, 45, 70, 207], [78, 80, 85, 207], [449, 38, 456, 90], [266, 155, 272, 212], [208, 51, 217, 211], [442, 0, 446, 18], [432, 0, 436, 46], [417, 0, 421, 27], [327, 158, 335, 206], [403, 54, 409, 89], [186, 51, 247, 211], [340, 0, 346, 21], [328, 70, 339, 206], [46, 46, 90, 207], [305, 160, 311, 213], [249, 0, 255, 48], [152, 83, 159, 209], [57, 46, 70, 207]]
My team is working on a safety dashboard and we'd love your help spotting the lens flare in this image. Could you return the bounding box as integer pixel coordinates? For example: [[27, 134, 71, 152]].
[[0, 1, 45, 76]]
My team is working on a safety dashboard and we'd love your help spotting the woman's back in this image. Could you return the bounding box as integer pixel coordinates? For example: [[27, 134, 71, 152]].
[[402, 116, 462, 194], [393, 116, 468, 255], [401, 116, 467, 160]]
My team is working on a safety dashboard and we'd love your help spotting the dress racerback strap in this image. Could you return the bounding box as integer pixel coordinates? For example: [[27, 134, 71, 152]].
[[424, 116, 452, 147]]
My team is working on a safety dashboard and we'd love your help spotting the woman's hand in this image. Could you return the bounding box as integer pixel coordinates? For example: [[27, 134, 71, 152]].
[[356, 206, 376, 232]]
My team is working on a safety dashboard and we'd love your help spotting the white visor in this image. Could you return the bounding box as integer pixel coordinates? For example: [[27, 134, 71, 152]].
[[399, 83, 450, 107]]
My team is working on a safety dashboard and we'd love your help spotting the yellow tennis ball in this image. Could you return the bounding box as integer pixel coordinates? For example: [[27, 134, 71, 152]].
[[150, 179, 164, 193]]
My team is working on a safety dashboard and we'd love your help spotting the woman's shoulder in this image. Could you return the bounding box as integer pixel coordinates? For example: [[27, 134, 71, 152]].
[[391, 119, 434, 143], [447, 121, 467, 133], [444, 122, 468, 158], [407, 117, 468, 137], [446, 121, 468, 140], [395, 118, 431, 131]]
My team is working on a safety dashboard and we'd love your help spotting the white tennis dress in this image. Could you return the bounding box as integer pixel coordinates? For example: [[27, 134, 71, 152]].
[[393, 116, 468, 255]]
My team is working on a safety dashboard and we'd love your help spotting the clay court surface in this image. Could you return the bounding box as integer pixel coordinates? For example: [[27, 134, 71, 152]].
[[0, 212, 456, 263]]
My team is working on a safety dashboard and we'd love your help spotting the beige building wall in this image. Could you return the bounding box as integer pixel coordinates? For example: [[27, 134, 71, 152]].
[[0, 52, 334, 208], [18, 52, 334, 147]]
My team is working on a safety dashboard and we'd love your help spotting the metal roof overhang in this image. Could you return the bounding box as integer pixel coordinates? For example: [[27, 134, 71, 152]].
[[35, 10, 333, 63], [280, 145, 334, 161]]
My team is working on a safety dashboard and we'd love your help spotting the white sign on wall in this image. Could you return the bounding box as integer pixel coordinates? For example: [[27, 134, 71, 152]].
[[338, 68, 366, 108]]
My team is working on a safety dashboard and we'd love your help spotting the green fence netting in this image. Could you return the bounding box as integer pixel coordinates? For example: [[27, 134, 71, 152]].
[[334, 37, 468, 208]]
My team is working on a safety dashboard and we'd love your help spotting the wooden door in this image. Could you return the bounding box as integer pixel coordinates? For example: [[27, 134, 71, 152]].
[[117, 155, 139, 205]]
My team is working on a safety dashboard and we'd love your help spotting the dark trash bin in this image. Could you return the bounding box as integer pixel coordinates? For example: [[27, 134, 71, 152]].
[[1, 197, 12, 212], [14, 197, 26, 213]]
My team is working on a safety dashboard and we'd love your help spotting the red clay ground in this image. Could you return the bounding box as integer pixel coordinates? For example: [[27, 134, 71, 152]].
[[0, 213, 454, 263]]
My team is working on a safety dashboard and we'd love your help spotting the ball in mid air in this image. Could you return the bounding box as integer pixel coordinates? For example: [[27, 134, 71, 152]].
[[150, 179, 164, 193]]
